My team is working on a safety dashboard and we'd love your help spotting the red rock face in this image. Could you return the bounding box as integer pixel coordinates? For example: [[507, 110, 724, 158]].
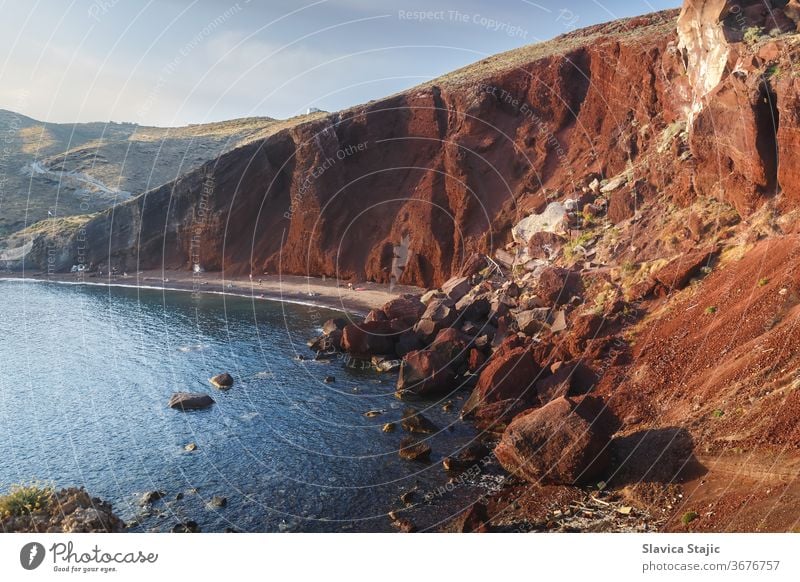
[[40, 3, 800, 284], [50, 11, 684, 284]]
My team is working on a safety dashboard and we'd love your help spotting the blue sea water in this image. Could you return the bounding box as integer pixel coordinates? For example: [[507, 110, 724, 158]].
[[0, 279, 480, 532]]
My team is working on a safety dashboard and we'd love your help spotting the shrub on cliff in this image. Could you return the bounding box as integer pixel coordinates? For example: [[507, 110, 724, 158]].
[[0, 482, 54, 518]]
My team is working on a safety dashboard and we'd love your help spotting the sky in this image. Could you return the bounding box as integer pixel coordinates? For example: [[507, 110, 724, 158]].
[[0, 0, 678, 127]]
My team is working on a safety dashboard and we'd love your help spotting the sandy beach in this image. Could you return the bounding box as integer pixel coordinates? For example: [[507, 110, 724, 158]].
[[0, 269, 425, 316]]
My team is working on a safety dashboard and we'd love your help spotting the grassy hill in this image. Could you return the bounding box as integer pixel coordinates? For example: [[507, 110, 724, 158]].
[[0, 110, 321, 237]]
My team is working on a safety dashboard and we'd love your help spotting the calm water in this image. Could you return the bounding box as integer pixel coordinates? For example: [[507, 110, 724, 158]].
[[0, 280, 481, 532]]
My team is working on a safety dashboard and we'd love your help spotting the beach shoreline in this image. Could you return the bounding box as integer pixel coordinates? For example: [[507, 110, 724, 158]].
[[0, 270, 425, 316]]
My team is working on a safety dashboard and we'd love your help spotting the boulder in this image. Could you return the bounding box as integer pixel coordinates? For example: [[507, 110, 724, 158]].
[[382, 295, 425, 323], [209, 373, 234, 389], [470, 398, 534, 432], [397, 349, 456, 398], [494, 396, 611, 485], [341, 321, 396, 357], [462, 346, 541, 418], [141, 490, 165, 505], [441, 276, 472, 302], [168, 392, 215, 411], [400, 407, 438, 434], [565, 313, 609, 358], [430, 326, 470, 355], [420, 289, 445, 305]]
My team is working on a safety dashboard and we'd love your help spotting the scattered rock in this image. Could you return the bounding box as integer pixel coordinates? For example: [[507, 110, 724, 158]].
[[607, 189, 642, 223], [459, 253, 489, 278], [209, 372, 234, 389], [167, 392, 215, 411], [323, 375, 336, 383], [527, 231, 566, 260], [382, 422, 396, 433], [364, 410, 384, 418], [442, 442, 491, 471]]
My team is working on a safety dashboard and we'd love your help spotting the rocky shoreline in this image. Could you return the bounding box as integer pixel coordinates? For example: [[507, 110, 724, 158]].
[[0, 487, 125, 533], [301, 191, 680, 532]]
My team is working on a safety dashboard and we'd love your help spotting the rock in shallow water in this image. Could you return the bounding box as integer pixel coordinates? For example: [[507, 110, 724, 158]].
[[209, 372, 234, 389], [400, 407, 438, 434], [168, 392, 215, 411], [398, 437, 432, 461]]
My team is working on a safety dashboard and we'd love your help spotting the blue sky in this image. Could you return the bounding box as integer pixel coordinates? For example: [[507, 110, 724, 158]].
[[0, 0, 678, 126]]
